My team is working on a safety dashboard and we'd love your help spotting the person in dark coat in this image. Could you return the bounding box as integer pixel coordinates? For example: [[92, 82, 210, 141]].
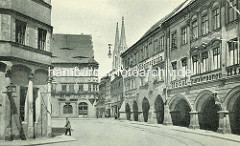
[[65, 117, 71, 136]]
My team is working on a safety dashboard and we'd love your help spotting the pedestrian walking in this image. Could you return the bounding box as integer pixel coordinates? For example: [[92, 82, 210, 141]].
[[65, 117, 71, 136]]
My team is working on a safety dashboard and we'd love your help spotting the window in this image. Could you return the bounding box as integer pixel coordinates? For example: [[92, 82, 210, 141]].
[[69, 84, 74, 93], [158, 65, 164, 81], [228, 38, 239, 66], [171, 61, 177, 81], [79, 84, 83, 92], [141, 48, 144, 61], [192, 20, 198, 39], [134, 53, 137, 65], [228, 0, 237, 23], [201, 51, 209, 73], [93, 85, 96, 91], [212, 8, 220, 30], [38, 28, 47, 50], [88, 84, 92, 91], [159, 36, 164, 51], [115, 56, 117, 68], [145, 45, 149, 58], [192, 55, 199, 75], [62, 85, 67, 92], [79, 102, 88, 115], [181, 26, 187, 45], [154, 39, 159, 53], [181, 58, 187, 78], [213, 47, 221, 70], [63, 104, 73, 114], [171, 31, 177, 49], [16, 19, 27, 45], [201, 14, 208, 35]]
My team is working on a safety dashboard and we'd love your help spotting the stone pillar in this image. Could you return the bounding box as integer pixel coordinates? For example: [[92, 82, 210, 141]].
[[27, 74, 34, 139], [4, 70, 12, 141], [163, 105, 173, 126], [47, 78, 52, 137], [148, 107, 156, 124], [217, 110, 231, 134], [138, 112, 144, 122], [189, 111, 200, 129]]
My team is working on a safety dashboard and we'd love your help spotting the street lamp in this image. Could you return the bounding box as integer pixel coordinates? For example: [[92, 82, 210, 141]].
[[108, 44, 112, 58]]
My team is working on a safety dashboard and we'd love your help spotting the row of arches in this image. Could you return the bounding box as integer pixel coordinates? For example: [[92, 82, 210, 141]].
[[63, 102, 88, 115], [124, 88, 240, 135]]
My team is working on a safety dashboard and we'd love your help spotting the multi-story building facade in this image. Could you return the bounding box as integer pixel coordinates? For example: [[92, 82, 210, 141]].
[[51, 34, 99, 118], [97, 76, 111, 118], [0, 0, 53, 140], [121, 0, 240, 135], [110, 74, 123, 118]]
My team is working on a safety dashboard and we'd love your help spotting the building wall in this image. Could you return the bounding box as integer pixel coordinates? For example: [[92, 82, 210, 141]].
[[120, 0, 240, 134], [0, 0, 53, 140], [51, 64, 98, 118]]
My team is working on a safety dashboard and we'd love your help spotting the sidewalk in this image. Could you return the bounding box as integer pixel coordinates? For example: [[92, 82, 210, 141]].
[[0, 135, 76, 146], [118, 120, 240, 143]]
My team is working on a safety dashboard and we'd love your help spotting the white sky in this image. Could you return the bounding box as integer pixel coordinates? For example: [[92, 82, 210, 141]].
[[51, 0, 185, 78]]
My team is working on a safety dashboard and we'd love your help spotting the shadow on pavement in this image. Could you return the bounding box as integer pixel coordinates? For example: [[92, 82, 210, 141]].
[[52, 127, 66, 137]]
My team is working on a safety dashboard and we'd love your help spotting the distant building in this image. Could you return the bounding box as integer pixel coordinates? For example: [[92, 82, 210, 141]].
[[97, 76, 111, 118], [51, 34, 99, 118], [0, 0, 53, 140], [110, 74, 123, 118]]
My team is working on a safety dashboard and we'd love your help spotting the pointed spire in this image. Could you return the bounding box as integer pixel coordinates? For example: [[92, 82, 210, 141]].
[[119, 16, 127, 53], [112, 22, 120, 70], [114, 22, 120, 53]]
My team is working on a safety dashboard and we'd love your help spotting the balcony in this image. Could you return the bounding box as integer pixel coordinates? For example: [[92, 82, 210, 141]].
[[226, 64, 240, 76]]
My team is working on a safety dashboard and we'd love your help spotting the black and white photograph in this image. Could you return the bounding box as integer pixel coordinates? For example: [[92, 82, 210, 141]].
[[0, 0, 240, 145]]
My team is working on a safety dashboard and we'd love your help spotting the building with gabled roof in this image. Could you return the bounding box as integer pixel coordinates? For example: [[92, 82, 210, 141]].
[[51, 34, 99, 118]]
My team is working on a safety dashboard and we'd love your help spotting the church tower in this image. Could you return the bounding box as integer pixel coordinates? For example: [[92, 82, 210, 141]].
[[112, 17, 128, 71], [112, 23, 119, 70]]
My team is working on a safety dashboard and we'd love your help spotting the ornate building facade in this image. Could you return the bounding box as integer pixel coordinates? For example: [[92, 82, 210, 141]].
[[121, 0, 240, 135], [51, 34, 99, 118], [0, 0, 53, 140]]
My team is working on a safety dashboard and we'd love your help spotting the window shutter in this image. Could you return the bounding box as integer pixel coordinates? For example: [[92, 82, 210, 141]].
[[12, 18, 16, 42]]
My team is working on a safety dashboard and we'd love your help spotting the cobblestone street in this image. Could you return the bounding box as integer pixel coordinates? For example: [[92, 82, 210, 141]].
[[46, 118, 240, 146]]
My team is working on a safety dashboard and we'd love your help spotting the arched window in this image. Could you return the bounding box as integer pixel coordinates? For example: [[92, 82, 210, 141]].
[[63, 104, 73, 114], [79, 102, 88, 115]]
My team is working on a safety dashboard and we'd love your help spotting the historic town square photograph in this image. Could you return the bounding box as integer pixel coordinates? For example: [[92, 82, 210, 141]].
[[0, 0, 240, 145]]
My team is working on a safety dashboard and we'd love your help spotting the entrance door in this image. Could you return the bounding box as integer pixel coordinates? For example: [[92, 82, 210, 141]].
[[20, 86, 28, 122], [79, 102, 88, 116]]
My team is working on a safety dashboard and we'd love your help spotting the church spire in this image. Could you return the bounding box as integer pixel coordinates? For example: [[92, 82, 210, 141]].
[[112, 22, 120, 70], [119, 16, 127, 53]]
